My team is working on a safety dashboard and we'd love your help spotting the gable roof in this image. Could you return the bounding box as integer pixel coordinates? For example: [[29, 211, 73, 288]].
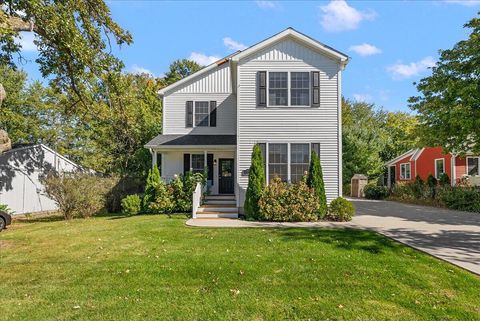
[[384, 148, 420, 167], [158, 27, 349, 96]]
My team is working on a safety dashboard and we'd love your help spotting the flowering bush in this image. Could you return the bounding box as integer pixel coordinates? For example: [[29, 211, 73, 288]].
[[258, 177, 320, 222]]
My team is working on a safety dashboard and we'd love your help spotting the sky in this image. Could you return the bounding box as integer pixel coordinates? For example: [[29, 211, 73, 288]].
[[14, 0, 480, 112]]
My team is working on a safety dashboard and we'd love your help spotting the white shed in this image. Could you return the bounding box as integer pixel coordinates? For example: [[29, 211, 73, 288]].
[[0, 144, 82, 214]]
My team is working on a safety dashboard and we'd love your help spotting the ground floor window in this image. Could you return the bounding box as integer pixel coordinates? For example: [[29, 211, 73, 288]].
[[435, 158, 445, 179], [400, 163, 411, 180], [191, 154, 205, 174], [467, 157, 480, 176], [262, 142, 316, 183]]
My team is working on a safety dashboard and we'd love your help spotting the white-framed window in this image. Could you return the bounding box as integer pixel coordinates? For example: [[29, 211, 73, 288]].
[[262, 142, 316, 183], [191, 154, 205, 174], [467, 157, 480, 176], [194, 101, 209, 127], [400, 163, 411, 180], [267, 71, 311, 107], [435, 158, 445, 179]]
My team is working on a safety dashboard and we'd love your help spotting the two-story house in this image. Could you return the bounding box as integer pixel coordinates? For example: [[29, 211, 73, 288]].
[[145, 28, 349, 217]]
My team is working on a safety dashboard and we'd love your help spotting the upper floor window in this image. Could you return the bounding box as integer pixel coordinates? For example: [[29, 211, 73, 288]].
[[194, 101, 209, 127], [400, 163, 411, 180], [435, 158, 445, 179], [268, 72, 288, 106], [290, 72, 310, 106], [467, 157, 480, 176]]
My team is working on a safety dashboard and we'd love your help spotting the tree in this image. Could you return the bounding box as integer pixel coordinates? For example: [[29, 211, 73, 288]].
[[244, 144, 265, 219], [409, 14, 480, 155], [307, 151, 327, 218], [0, 0, 132, 109], [143, 166, 161, 211], [160, 59, 202, 87], [381, 111, 419, 163]]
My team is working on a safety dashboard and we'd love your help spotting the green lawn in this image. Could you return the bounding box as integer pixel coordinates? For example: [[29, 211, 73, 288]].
[[1, 214, 479, 321]]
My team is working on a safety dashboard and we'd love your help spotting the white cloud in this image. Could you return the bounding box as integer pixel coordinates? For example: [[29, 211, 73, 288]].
[[256, 1, 276, 9], [15, 32, 37, 52], [444, 0, 480, 6], [319, 0, 376, 32], [130, 64, 154, 77], [223, 37, 247, 51], [353, 93, 372, 103], [189, 52, 220, 66], [387, 56, 436, 80], [349, 43, 381, 56]]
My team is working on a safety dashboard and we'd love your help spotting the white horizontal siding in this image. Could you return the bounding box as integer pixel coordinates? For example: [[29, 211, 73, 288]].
[[163, 93, 236, 135], [237, 38, 341, 205]]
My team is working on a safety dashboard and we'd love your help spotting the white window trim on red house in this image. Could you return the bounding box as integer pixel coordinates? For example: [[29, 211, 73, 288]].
[[434, 158, 445, 179], [400, 162, 411, 180]]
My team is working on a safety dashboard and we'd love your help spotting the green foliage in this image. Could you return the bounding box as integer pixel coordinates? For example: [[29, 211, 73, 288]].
[[258, 177, 320, 222], [307, 151, 327, 218], [363, 184, 389, 200], [160, 59, 202, 87], [0, 203, 13, 215], [42, 173, 118, 220], [427, 174, 438, 198], [411, 175, 427, 199], [439, 173, 451, 186], [343, 183, 351, 197], [143, 166, 161, 212], [121, 194, 142, 216], [438, 187, 480, 213], [409, 14, 480, 155], [326, 197, 355, 222], [244, 144, 266, 219], [149, 179, 175, 214]]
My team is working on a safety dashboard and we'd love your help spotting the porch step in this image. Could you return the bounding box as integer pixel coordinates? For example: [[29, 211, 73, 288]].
[[196, 212, 239, 219], [204, 195, 235, 200], [204, 199, 236, 205], [197, 206, 238, 213]]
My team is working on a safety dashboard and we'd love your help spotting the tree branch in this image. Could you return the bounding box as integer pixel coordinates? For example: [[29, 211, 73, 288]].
[[1, 16, 35, 32]]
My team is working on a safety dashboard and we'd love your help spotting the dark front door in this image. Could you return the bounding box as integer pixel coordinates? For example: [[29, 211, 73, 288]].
[[219, 158, 234, 194], [390, 165, 396, 186]]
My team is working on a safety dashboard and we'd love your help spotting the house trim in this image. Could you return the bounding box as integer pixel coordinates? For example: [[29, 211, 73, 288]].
[[385, 149, 417, 167]]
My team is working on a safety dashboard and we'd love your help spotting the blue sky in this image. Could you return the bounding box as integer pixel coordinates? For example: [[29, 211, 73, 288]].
[[14, 0, 480, 111]]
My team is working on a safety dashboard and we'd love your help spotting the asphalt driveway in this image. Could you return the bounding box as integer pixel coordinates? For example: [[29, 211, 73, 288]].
[[351, 199, 480, 275]]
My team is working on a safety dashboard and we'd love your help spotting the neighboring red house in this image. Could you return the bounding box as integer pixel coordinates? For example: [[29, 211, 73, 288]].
[[385, 147, 480, 187]]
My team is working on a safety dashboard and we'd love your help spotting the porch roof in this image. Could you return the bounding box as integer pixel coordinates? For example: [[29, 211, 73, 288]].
[[145, 134, 236, 148]]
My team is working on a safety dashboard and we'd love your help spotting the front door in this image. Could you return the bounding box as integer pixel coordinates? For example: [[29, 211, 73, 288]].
[[219, 159, 234, 194]]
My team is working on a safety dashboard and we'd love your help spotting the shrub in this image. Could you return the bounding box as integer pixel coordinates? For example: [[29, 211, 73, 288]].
[[43, 173, 118, 220], [343, 183, 351, 197], [326, 197, 355, 222], [438, 187, 480, 213], [307, 151, 327, 218], [149, 179, 175, 214], [143, 166, 161, 212], [0, 204, 13, 214], [411, 175, 426, 199], [121, 194, 142, 216], [363, 184, 389, 200], [258, 177, 319, 222], [439, 173, 450, 186], [105, 176, 144, 213], [244, 144, 266, 220], [427, 174, 438, 198]]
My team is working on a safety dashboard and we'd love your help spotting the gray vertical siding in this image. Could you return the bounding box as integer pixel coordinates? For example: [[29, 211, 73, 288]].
[[236, 38, 341, 205]]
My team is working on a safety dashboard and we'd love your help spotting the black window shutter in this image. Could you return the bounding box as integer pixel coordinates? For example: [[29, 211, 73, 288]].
[[258, 71, 266, 107], [185, 101, 193, 127], [183, 154, 190, 174], [207, 154, 214, 183], [311, 143, 320, 158], [311, 71, 320, 107], [209, 101, 217, 127]]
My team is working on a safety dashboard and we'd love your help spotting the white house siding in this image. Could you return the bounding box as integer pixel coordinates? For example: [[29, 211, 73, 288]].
[[0, 145, 81, 214], [162, 62, 236, 136], [236, 38, 341, 207]]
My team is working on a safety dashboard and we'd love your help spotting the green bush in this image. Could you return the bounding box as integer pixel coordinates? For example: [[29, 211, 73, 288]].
[[438, 187, 480, 213], [43, 173, 118, 220], [149, 179, 175, 214], [439, 173, 450, 186], [363, 184, 389, 200], [343, 183, 351, 197], [244, 144, 266, 220], [143, 166, 161, 212], [121, 194, 142, 216], [258, 177, 319, 222], [326, 197, 355, 222], [307, 151, 327, 218], [427, 174, 438, 198], [105, 176, 144, 213], [0, 204, 13, 215]]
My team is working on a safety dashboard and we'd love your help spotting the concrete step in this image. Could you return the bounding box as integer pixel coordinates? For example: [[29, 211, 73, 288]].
[[197, 206, 238, 213], [204, 199, 236, 205], [196, 213, 239, 219], [204, 195, 235, 200]]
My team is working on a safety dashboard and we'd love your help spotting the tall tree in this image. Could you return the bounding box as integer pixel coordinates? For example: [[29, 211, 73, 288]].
[[160, 59, 202, 87], [244, 144, 265, 219], [380, 111, 419, 162], [409, 14, 480, 154], [0, 0, 132, 109]]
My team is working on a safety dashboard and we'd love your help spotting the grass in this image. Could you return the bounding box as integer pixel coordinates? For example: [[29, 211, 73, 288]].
[[1, 214, 479, 321]]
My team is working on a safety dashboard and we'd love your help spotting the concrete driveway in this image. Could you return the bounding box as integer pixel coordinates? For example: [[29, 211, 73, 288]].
[[351, 199, 480, 275]]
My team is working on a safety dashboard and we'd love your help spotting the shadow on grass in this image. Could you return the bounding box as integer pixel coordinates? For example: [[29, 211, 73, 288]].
[[275, 228, 403, 255], [13, 214, 65, 224]]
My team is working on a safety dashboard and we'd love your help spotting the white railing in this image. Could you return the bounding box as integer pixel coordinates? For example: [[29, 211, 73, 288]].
[[192, 182, 202, 219]]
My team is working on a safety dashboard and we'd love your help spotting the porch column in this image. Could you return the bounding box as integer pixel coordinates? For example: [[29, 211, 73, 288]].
[[452, 154, 456, 186], [204, 150, 207, 168], [152, 150, 157, 168]]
